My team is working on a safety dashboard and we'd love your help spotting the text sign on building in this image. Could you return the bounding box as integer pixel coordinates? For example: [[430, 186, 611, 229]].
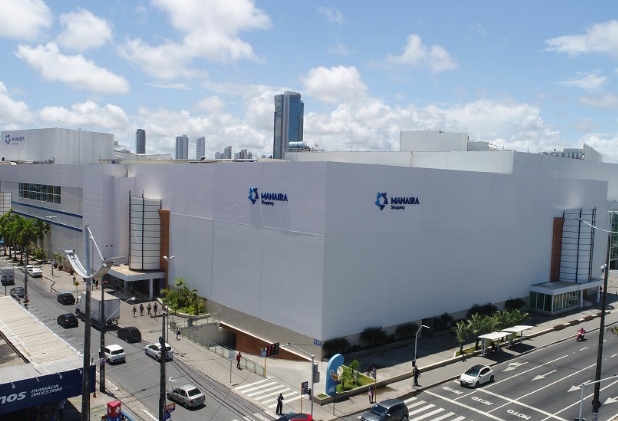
[[4, 134, 25, 145], [375, 192, 419, 211], [248, 187, 288, 206]]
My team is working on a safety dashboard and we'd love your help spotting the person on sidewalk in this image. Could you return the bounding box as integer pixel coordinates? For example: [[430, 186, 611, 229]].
[[147, 303, 152, 316], [412, 362, 420, 387], [139, 303, 144, 316], [236, 352, 242, 369], [132, 306, 137, 317], [153, 302, 158, 315], [175, 327, 180, 340], [275, 393, 284, 415], [368, 387, 373, 403]]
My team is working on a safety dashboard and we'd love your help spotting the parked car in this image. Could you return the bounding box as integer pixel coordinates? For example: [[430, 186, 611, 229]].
[[57, 292, 76, 305], [21, 265, 33, 273], [27, 266, 43, 277], [145, 342, 174, 361], [117, 326, 141, 343], [57, 313, 78, 328], [10, 287, 25, 300], [360, 399, 409, 421], [102, 344, 126, 364], [167, 384, 205, 408], [459, 364, 494, 388], [277, 413, 313, 421]]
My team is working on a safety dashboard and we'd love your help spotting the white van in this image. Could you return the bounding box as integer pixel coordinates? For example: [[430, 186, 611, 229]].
[[102, 344, 126, 364]]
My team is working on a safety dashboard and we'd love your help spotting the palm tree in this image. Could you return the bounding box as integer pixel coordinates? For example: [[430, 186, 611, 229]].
[[34, 218, 50, 250], [17, 218, 40, 265], [468, 313, 487, 349], [509, 309, 530, 326], [453, 321, 472, 354], [8, 215, 25, 262], [0, 209, 13, 256], [492, 310, 512, 332]]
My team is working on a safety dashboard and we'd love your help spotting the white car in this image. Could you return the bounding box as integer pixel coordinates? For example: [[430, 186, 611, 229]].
[[167, 384, 205, 408], [145, 342, 174, 361], [459, 364, 494, 388], [102, 344, 125, 364], [27, 266, 43, 277]]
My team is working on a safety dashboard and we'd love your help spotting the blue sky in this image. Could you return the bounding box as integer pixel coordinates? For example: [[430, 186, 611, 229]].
[[1, 1, 618, 161]]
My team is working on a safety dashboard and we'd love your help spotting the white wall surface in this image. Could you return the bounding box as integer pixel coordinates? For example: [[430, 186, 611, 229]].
[[400, 130, 468, 152]]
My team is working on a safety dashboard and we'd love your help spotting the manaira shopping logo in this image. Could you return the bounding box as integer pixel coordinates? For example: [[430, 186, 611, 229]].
[[4, 135, 10, 145], [248, 187, 288, 206], [375, 192, 419, 211], [5, 134, 25, 144]]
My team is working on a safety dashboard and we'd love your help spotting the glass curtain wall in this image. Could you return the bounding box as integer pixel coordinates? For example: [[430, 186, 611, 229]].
[[529, 291, 580, 314]]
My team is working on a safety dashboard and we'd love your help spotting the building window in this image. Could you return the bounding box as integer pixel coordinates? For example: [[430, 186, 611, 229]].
[[19, 183, 61, 204]]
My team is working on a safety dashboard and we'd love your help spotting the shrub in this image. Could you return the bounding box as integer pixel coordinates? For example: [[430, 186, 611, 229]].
[[505, 298, 527, 311], [435, 313, 455, 331], [395, 322, 419, 340], [359, 326, 388, 348], [466, 303, 498, 319]]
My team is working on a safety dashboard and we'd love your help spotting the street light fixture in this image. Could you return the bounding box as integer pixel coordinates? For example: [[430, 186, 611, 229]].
[[414, 325, 429, 366], [282, 343, 315, 419]]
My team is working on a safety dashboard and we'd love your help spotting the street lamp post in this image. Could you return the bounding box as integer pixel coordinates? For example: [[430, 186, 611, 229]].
[[578, 375, 618, 421], [283, 343, 315, 419], [163, 255, 175, 342], [414, 325, 429, 366], [45, 215, 56, 276]]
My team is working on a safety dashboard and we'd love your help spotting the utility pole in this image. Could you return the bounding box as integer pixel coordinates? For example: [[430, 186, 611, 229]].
[[99, 276, 105, 393], [153, 313, 167, 421], [81, 228, 92, 421], [23, 248, 29, 309]]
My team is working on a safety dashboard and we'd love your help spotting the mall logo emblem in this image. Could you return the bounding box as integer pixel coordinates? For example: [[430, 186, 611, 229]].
[[375, 192, 419, 211], [5, 135, 25, 144], [4, 135, 9, 145], [248, 187, 259, 204], [248, 187, 288, 206]]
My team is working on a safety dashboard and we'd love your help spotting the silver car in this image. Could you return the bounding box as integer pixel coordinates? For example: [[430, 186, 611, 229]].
[[167, 384, 205, 408], [459, 364, 494, 388], [145, 342, 174, 361]]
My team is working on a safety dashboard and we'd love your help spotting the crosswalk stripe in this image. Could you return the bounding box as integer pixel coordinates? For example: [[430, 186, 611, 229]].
[[240, 382, 278, 394], [252, 388, 290, 401], [241, 416, 254, 421], [403, 396, 418, 404], [417, 411, 456, 421], [410, 408, 445, 420], [268, 394, 301, 408], [407, 400, 427, 408], [246, 384, 285, 397], [236, 379, 271, 390], [252, 414, 270, 421], [450, 417, 465, 421], [409, 404, 435, 415]]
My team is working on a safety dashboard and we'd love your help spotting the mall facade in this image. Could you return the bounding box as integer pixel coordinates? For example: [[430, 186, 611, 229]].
[[0, 128, 613, 357]]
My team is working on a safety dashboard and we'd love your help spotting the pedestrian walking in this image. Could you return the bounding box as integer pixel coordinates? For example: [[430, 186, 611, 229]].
[[153, 302, 158, 315], [147, 303, 152, 316], [132, 306, 137, 317], [236, 352, 242, 369], [275, 393, 284, 415], [57, 399, 65, 420], [412, 362, 420, 387], [368, 387, 373, 403], [139, 303, 144, 316], [175, 327, 180, 340]]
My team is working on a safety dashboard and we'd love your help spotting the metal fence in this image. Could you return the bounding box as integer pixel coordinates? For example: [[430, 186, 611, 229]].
[[181, 328, 264, 376]]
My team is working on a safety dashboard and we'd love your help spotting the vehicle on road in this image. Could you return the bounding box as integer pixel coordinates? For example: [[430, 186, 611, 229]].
[[117, 326, 141, 343], [76, 291, 121, 330], [277, 413, 313, 420], [102, 344, 126, 364], [459, 364, 494, 388], [360, 398, 409, 421], [27, 266, 43, 277], [576, 327, 587, 342], [57, 292, 76, 305], [145, 342, 174, 361], [1, 267, 14, 285], [57, 313, 79, 328], [167, 384, 205, 408], [10, 286, 25, 300]]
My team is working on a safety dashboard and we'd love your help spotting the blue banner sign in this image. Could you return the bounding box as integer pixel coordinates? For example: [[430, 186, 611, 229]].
[[325, 354, 344, 396]]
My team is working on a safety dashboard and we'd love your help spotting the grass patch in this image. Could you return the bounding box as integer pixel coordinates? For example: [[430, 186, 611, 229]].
[[335, 366, 375, 393], [318, 393, 328, 399]]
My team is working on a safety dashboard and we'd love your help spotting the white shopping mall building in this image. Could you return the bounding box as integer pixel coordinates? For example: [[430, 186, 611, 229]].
[[0, 128, 615, 357]]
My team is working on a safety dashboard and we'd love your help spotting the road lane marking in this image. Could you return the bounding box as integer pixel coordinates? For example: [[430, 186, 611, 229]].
[[246, 384, 285, 397], [235, 379, 271, 390], [403, 396, 417, 404], [410, 408, 446, 420], [408, 403, 435, 415], [481, 389, 568, 420], [426, 390, 505, 420], [532, 369, 557, 381], [542, 378, 618, 420]]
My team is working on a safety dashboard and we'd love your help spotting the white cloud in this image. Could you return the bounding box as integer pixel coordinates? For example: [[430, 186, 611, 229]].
[[15, 43, 130, 95], [328, 41, 352, 56], [303, 66, 367, 104], [56, 8, 113, 52], [579, 93, 618, 109], [0, 0, 51, 41], [38, 101, 129, 129], [545, 20, 618, 57], [559, 71, 607, 91], [119, 0, 271, 79], [386, 34, 458, 72], [0, 82, 33, 125], [195, 96, 226, 113], [144, 82, 191, 90], [317, 7, 345, 24], [579, 133, 618, 162]]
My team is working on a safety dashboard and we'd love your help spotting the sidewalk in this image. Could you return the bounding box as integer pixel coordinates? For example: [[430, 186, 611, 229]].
[[12, 256, 618, 420]]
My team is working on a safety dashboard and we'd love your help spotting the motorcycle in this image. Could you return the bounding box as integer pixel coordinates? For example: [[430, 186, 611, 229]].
[[576, 330, 586, 342]]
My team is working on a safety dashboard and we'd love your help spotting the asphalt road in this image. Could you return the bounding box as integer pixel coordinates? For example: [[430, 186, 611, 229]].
[[8, 269, 276, 421], [345, 329, 618, 421]]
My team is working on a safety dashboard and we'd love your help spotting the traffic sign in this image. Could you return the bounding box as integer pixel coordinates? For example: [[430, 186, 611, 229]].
[[228, 350, 235, 362], [260, 348, 267, 358], [166, 403, 175, 412], [100, 358, 106, 365]]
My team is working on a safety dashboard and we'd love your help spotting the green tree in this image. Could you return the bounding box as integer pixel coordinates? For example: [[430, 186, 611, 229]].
[[349, 360, 361, 383], [468, 313, 488, 349], [508, 309, 529, 325], [0, 209, 13, 256], [34, 218, 50, 250], [17, 217, 40, 265], [339, 369, 352, 391], [453, 321, 472, 354], [492, 311, 511, 331]]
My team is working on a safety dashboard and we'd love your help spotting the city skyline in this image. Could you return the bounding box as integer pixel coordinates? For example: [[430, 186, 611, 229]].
[[1, 2, 618, 161]]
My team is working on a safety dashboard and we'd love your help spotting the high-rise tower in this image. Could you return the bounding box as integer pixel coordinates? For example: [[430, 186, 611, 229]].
[[136, 129, 146, 154], [273, 91, 304, 159], [196, 137, 206, 159], [175, 135, 188, 159]]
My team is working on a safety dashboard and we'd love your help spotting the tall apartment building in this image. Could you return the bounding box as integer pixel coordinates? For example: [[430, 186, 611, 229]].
[[223, 146, 232, 159], [135, 129, 146, 154], [273, 91, 304, 159], [175, 135, 188, 159], [196, 137, 206, 159]]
